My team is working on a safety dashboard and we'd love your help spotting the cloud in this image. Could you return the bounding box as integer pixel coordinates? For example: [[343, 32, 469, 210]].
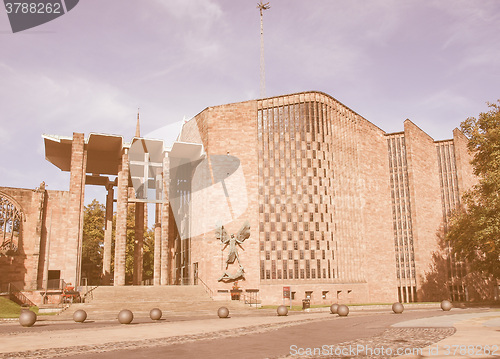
[[263, 0, 422, 90], [0, 125, 11, 146], [421, 90, 475, 118], [432, 1, 500, 71], [455, 46, 500, 71], [0, 0, 498, 193], [0, 66, 134, 136], [143, 119, 185, 148], [0, 62, 14, 74], [152, 0, 223, 26]]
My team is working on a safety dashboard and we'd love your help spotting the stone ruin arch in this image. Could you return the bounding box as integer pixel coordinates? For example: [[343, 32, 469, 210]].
[[0, 192, 25, 256]]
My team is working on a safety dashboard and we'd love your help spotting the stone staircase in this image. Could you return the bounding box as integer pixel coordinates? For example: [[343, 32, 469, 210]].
[[57, 285, 254, 320]]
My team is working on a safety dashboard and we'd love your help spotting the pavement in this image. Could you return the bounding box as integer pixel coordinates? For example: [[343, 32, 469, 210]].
[[395, 311, 500, 359], [0, 305, 498, 358]]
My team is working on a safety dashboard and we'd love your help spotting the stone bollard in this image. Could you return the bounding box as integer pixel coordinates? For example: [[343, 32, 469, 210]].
[[118, 309, 134, 324], [440, 300, 452, 311], [73, 309, 87, 323], [217, 307, 229, 318], [277, 305, 288, 316], [337, 304, 349, 317], [19, 310, 37, 327], [150, 308, 162, 321], [392, 302, 404, 314], [330, 303, 339, 314]]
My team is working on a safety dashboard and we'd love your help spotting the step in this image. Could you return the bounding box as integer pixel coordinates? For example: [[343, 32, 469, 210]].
[[58, 300, 252, 320], [87, 285, 211, 303], [55, 285, 255, 320]]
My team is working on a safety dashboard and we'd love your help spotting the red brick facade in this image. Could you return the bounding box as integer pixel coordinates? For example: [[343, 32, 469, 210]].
[[175, 91, 476, 305]]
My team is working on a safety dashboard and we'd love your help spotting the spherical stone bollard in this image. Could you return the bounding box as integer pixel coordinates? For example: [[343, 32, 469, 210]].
[[19, 310, 37, 327], [392, 302, 404, 314], [330, 303, 339, 314], [277, 305, 288, 316], [441, 300, 452, 311], [337, 304, 349, 317], [217, 306, 229, 318], [118, 309, 134, 324], [150, 308, 162, 321], [73, 309, 87, 323]]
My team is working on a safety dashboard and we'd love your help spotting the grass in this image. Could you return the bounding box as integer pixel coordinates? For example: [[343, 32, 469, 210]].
[[0, 297, 39, 318]]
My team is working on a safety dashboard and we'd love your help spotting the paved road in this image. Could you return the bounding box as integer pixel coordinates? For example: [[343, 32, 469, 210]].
[[63, 309, 458, 359], [1, 308, 498, 359]]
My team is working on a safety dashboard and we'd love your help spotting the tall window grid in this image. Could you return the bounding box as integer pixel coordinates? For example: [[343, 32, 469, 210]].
[[257, 93, 364, 283], [436, 141, 467, 301], [387, 134, 417, 303]]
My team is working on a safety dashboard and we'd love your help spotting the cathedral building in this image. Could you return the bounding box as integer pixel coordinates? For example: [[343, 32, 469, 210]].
[[0, 91, 478, 305], [181, 91, 475, 304]]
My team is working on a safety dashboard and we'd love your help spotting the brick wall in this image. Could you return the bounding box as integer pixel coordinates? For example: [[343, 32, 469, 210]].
[[39, 190, 72, 286], [453, 128, 475, 193], [403, 120, 446, 300], [177, 92, 474, 305], [0, 186, 71, 290], [66, 133, 86, 287], [182, 101, 261, 294]]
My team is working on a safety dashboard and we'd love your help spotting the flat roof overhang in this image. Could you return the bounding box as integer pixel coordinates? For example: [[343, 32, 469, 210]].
[[44, 133, 205, 189], [168, 141, 204, 162], [43, 133, 124, 175], [43, 134, 73, 172]]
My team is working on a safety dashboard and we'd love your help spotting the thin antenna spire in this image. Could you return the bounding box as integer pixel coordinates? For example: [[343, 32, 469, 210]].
[[135, 108, 141, 138], [257, 1, 270, 98]]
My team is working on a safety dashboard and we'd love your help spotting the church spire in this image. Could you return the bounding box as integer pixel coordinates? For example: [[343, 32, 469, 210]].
[[135, 108, 141, 138]]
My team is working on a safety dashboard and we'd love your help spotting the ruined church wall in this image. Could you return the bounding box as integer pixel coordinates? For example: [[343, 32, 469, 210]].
[[0, 186, 72, 290]]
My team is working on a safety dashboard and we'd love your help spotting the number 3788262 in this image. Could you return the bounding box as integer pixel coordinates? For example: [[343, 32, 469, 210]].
[[5, 2, 62, 14]]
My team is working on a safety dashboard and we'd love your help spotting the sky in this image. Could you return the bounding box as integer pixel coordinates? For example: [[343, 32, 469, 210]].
[[1, 0, 499, 204]]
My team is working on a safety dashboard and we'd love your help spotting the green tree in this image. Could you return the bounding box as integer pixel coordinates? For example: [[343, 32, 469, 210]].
[[446, 101, 500, 280], [143, 227, 155, 281], [82, 199, 105, 285], [84, 201, 155, 285], [124, 204, 155, 284], [125, 204, 135, 284]]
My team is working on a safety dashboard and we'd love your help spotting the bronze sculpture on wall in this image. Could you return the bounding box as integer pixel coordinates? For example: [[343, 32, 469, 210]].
[[216, 221, 250, 282]]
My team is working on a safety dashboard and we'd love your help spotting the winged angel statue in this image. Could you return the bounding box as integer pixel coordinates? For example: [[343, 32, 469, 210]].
[[216, 221, 250, 282]]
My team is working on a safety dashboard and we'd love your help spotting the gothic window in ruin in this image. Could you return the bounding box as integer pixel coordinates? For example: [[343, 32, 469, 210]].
[[0, 194, 23, 255]]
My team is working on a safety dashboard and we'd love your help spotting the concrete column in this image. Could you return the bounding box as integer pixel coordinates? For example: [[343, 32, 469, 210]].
[[76, 148, 87, 287], [133, 201, 144, 285], [160, 157, 170, 285], [32, 187, 46, 290], [168, 213, 176, 285], [114, 149, 129, 286], [102, 185, 113, 285], [68, 133, 86, 287], [153, 210, 161, 286]]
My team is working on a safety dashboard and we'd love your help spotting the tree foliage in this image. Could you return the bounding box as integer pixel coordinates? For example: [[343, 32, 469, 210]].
[[124, 204, 155, 284], [143, 227, 155, 281], [83, 199, 155, 285], [82, 199, 105, 285], [125, 205, 135, 284], [446, 101, 500, 279]]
